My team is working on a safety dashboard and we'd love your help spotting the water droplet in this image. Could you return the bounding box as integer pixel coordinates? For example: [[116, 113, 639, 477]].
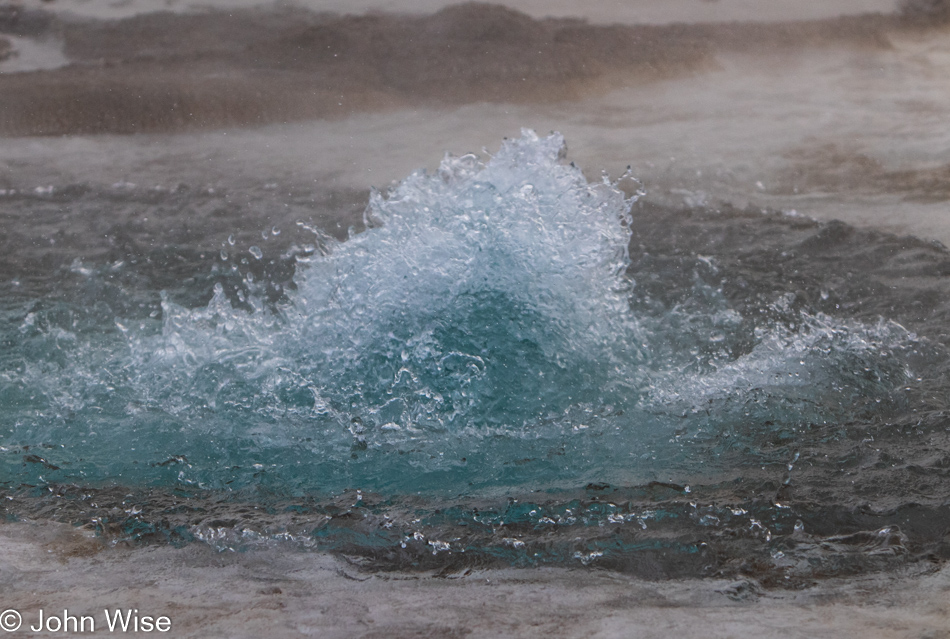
[[249, 246, 263, 260]]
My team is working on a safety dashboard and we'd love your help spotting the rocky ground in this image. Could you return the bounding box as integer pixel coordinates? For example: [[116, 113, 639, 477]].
[[1, 521, 948, 638]]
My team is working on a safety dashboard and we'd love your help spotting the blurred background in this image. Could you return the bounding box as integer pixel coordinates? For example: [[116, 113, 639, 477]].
[[1, 0, 949, 244]]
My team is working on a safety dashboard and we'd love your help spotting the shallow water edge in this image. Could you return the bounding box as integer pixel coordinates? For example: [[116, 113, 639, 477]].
[[2, 519, 948, 639]]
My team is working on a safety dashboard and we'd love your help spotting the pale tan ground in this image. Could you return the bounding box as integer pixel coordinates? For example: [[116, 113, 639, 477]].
[[1, 521, 948, 639]]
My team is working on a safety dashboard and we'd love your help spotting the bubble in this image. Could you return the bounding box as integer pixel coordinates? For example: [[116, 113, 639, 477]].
[[0, 131, 922, 498]]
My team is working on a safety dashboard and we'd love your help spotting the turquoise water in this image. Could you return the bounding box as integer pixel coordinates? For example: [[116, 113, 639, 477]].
[[0, 132, 920, 501]]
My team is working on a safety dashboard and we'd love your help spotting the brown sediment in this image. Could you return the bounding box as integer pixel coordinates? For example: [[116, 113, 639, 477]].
[[0, 5, 53, 37], [898, 0, 950, 21], [779, 143, 950, 202], [4, 2, 948, 137], [0, 66, 409, 135], [0, 4, 709, 136]]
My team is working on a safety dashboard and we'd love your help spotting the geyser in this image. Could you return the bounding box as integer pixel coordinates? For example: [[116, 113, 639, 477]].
[[0, 131, 918, 501]]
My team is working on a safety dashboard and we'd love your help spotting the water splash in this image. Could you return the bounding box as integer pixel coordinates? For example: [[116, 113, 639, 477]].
[[0, 131, 920, 497]]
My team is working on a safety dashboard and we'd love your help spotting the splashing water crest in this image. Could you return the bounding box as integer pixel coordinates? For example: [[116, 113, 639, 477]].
[[1, 131, 919, 499]]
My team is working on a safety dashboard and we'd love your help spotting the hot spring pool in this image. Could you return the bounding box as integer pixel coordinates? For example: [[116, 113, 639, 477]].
[[2, 132, 949, 579]]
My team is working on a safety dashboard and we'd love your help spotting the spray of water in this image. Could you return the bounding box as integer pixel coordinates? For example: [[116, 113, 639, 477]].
[[1, 131, 916, 496]]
